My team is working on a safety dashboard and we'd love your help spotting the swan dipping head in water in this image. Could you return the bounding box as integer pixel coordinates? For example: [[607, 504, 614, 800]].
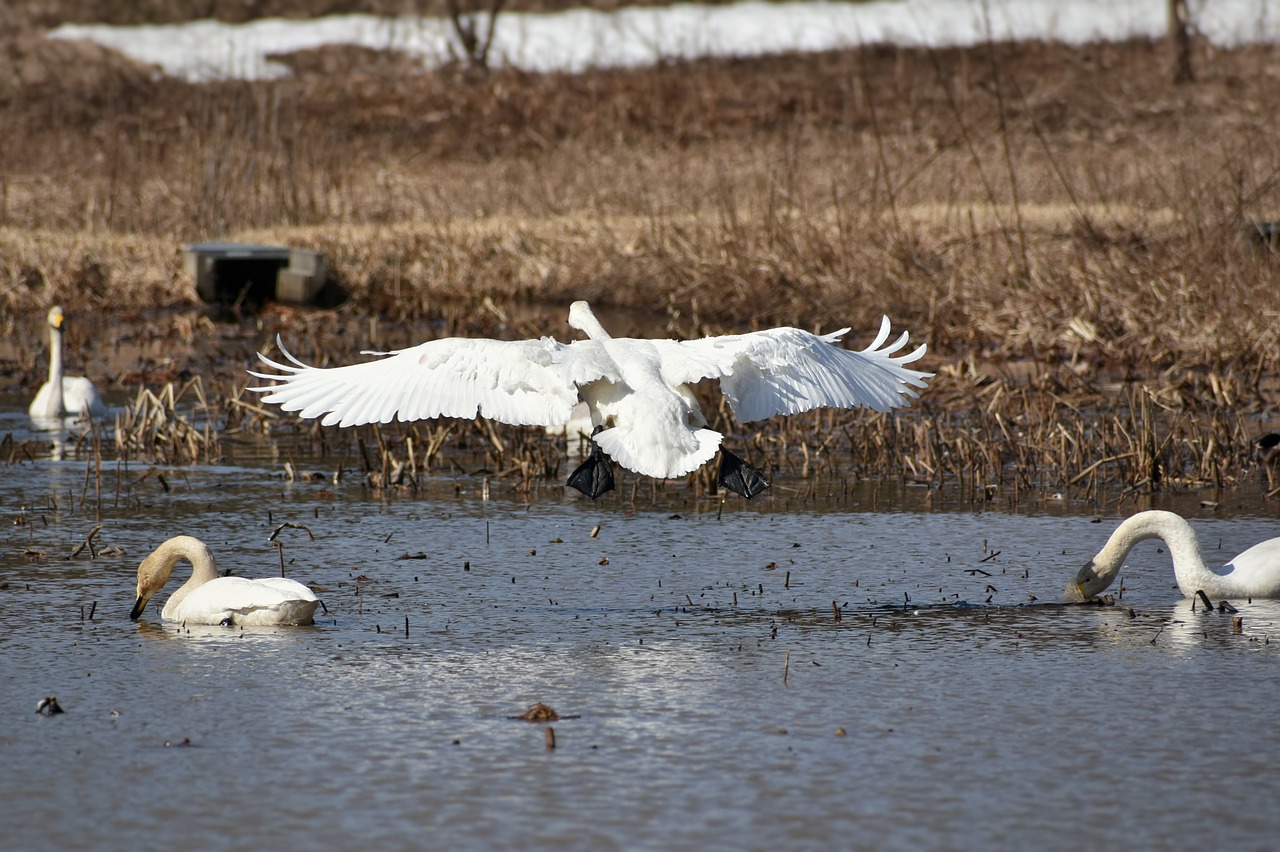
[[249, 301, 931, 499], [1071, 510, 1280, 601], [29, 305, 107, 420], [131, 535, 320, 626]]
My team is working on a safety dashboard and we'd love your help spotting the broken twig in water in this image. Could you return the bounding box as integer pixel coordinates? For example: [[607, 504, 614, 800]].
[[70, 525, 103, 559], [269, 522, 314, 541]]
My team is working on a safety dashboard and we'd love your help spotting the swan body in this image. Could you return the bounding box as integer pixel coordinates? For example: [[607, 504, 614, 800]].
[[130, 535, 320, 626], [29, 305, 107, 419], [249, 301, 931, 497], [1072, 510, 1280, 600]]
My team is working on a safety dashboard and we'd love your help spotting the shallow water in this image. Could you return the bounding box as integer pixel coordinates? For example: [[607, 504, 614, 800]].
[[3, 414, 1280, 850]]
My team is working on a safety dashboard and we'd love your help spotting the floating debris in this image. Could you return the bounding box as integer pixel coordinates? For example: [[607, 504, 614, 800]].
[[511, 703, 579, 723], [515, 703, 560, 722]]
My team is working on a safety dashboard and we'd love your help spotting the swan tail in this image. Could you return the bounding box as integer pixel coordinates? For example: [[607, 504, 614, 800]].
[[594, 424, 722, 480]]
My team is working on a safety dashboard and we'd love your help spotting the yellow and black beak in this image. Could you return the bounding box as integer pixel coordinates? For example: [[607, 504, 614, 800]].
[[129, 593, 151, 621]]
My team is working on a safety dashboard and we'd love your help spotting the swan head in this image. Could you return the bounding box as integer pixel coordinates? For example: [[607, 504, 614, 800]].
[[131, 582, 159, 621], [131, 549, 170, 621], [1068, 557, 1113, 601], [130, 535, 213, 621], [46, 305, 65, 331], [567, 301, 593, 331], [567, 301, 611, 340]]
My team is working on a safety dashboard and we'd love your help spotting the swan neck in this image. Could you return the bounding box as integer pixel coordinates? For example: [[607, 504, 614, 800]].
[[150, 537, 219, 614], [1160, 524, 1213, 592], [47, 323, 65, 411], [1106, 512, 1217, 595]]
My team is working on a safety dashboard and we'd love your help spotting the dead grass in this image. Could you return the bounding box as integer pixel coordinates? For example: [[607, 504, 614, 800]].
[[2, 15, 1279, 501]]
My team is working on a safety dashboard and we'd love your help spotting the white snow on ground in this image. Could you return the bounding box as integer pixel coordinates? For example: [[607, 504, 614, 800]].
[[47, 0, 1279, 82]]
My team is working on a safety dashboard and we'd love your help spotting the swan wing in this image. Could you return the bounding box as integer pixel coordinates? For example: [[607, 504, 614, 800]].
[[28, 382, 55, 418], [254, 577, 319, 600], [249, 337, 616, 429], [677, 316, 932, 422], [165, 576, 319, 625], [62, 377, 107, 416], [1220, 537, 1280, 597]]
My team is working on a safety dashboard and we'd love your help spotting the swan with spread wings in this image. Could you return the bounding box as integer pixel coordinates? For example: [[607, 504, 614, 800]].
[[249, 301, 931, 499]]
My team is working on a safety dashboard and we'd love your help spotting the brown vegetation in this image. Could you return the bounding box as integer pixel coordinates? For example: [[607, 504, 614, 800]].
[[1, 7, 1278, 505]]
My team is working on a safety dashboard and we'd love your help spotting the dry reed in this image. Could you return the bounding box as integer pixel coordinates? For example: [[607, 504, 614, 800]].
[[1, 15, 1278, 503]]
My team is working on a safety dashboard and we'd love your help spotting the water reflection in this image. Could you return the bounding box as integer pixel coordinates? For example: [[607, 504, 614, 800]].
[[131, 617, 326, 643], [1161, 597, 1279, 651], [3, 433, 1280, 849]]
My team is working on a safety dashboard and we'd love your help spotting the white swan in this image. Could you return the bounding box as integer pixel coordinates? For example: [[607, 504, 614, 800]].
[[1071, 510, 1280, 600], [249, 301, 931, 498], [29, 305, 107, 420], [130, 535, 320, 626]]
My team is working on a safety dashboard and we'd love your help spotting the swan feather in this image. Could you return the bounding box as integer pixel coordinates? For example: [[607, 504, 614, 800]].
[[251, 335, 622, 429]]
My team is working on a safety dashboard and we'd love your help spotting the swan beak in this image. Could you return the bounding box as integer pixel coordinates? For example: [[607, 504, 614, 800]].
[[129, 593, 151, 621]]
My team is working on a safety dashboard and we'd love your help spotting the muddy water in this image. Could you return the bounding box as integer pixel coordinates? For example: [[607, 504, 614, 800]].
[[3, 412, 1280, 849]]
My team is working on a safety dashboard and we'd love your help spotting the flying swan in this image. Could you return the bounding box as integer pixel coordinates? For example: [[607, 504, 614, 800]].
[[1071, 510, 1280, 600], [130, 535, 321, 626], [249, 301, 932, 499], [29, 305, 108, 420]]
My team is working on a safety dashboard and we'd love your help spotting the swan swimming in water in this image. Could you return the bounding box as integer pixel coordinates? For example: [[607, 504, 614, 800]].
[[130, 535, 321, 626], [1071, 510, 1280, 600], [29, 305, 107, 420], [249, 301, 931, 499]]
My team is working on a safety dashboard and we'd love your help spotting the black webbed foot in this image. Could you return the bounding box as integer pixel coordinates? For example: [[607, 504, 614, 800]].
[[718, 449, 770, 499], [567, 430, 615, 499]]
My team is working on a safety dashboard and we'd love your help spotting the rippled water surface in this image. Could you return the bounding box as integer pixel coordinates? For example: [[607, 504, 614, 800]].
[[3, 412, 1280, 850]]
